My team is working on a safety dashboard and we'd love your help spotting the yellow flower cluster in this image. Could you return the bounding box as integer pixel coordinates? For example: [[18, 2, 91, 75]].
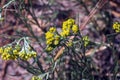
[[0, 44, 37, 60], [113, 22, 120, 33], [19, 48, 37, 60], [31, 76, 42, 80], [45, 19, 78, 51], [60, 19, 79, 37], [82, 36, 90, 47], [0, 45, 21, 60], [45, 27, 60, 51]]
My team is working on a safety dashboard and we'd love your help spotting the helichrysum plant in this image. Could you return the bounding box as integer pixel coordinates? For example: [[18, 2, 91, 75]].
[[0, 18, 91, 80], [0, 37, 37, 60], [45, 18, 91, 64], [45, 18, 79, 52]]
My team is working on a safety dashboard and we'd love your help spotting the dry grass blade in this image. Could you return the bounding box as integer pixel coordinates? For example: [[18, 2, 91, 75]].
[[80, 0, 108, 31], [54, 47, 65, 61]]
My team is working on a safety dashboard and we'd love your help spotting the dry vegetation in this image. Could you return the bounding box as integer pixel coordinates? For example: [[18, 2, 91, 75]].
[[0, 0, 120, 80]]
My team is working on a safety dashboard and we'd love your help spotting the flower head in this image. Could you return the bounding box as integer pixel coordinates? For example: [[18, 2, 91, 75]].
[[67, 18, 75, 25], [1, 46, 17, 60], [45, 27, 60, 51], [49, 27, 56, 33], [31, 76, 42, 80], [19, 47, 37, 60], [113, 22, 120, 33], [45, 31, 54, 39], [72, 24, 78, 33], [82, 36, 90, 47], [60, 18, 78, 37], [46, 46, 54, 51]]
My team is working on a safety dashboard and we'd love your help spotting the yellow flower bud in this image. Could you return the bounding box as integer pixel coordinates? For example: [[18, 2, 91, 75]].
[[72, 24, 78, 33], [54, 40, 59, 45], [113, 22, 120, 33], [67, 18, 75, 25], [31, 76, 42, 80], [45, 31, 54, 39], [62, 21, 68, 27], [60, 30, 70, 37], [82, 36, 90, 47], [49, 27, 56, 33], [13, 50, 18, 55], [46, 46, 53, 51]]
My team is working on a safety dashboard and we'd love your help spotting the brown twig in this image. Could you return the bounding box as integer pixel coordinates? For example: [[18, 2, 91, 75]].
[[54, 0, 108, 61], [1, 61, 12, 80]]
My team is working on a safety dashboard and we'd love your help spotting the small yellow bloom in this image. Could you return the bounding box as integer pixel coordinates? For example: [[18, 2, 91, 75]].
[[113, 22, 120, 33], [19, 51, 25, 57], [31, 51, 37, 57], [62, 21, 68, 27], [61, 18, 78, 37], [60, 32, 65, 37], [46, 38, 54, 45], [46, 40, 52, 45], [49, 27, 56, 33], [62, 25, 68, 30], [67, 18, 75, 25], [62, 22, 71, 30], [60, 30, 70, 37], [65, 30, 70, 36], [4, 46, 12, 53], [31, 76, 42, 80], [54, 35, 60, 45], [13, 49, 18, 55], [46, 46, 53, 51], [45, 31, 54, 39], [82, 36, 90, 47], [54, 40, 59, 45], [1, 52, 11, 60], [19, 50, 37, 60], [45, 27, 60, 51], [72, 24, 78, 33]]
